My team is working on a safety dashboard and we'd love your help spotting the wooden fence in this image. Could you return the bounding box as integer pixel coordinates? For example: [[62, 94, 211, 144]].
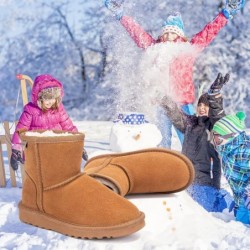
[[0, 74, 33, 187]]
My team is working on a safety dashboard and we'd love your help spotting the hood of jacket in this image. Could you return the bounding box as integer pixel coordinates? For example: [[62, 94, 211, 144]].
[[32, 74, 64, 105]]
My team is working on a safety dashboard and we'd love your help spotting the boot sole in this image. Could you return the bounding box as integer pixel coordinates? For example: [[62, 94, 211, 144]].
[[18, 202, 145, 239], [86, 148, 195, 194]]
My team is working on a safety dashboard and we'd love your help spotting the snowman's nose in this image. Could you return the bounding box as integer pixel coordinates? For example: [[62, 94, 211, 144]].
[[133, 134, 141, 140]]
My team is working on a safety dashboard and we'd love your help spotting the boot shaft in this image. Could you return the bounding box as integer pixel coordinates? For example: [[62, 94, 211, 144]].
[[20, 131, 84, 209]]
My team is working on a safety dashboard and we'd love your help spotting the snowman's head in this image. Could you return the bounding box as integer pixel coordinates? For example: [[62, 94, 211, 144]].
[[110, 113, 162, 152]]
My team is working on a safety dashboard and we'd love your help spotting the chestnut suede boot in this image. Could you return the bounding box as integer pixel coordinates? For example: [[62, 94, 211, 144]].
[[18, 131, 144, 239], [84, 148, 194, 196]]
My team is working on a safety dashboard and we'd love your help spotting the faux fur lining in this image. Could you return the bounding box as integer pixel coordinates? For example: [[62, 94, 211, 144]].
[[94, 176, 120, 194]]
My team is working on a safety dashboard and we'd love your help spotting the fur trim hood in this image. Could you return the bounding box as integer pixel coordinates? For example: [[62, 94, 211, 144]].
[[32, 74, 64, 105]]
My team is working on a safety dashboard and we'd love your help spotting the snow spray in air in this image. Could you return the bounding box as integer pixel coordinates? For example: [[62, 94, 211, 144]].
[[113, 40, 199, 123]]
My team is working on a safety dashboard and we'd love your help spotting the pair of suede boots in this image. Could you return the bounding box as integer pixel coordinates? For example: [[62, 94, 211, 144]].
[[18, 130, 194, 239]]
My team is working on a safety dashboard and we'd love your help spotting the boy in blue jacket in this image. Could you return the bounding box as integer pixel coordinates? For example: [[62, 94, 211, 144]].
[[212, 112, 250, 224]]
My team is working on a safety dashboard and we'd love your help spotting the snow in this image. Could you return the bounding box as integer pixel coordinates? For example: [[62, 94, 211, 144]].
[[111, 40, 199, 123], [25, 131, 76, 137], [1, 121, 250, 250]]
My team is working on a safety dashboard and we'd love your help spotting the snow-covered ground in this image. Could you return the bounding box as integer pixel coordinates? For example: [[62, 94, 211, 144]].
[[0, 121, 250, 250]]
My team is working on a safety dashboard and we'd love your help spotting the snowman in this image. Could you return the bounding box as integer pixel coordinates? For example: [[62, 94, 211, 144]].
[[109, 113, 162, 152]]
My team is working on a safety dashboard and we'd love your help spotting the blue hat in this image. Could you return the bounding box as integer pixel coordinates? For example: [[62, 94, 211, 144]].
[[113, 113, 149, 125], [161, 12, 185, 38]]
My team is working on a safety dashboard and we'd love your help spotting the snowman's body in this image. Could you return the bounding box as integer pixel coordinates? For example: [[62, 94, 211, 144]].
[[109, 122, 162, 152], [88, 113, 162, 159]]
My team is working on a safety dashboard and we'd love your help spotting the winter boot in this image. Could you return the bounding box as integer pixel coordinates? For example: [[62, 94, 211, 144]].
[[18, 131, 145, 239], [84, 148, 195, 196]]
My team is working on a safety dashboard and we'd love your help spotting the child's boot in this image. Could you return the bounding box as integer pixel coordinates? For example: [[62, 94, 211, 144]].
[[18, 131, 145, 239], [84, 148, 194, 196]]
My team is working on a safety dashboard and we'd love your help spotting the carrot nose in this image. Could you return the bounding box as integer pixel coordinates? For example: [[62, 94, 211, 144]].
[[133, 134, 141, 140]]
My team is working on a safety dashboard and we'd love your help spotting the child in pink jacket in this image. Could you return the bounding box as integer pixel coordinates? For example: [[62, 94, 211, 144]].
[[10, 74, 87, 171], [104, 0, 245, 148]]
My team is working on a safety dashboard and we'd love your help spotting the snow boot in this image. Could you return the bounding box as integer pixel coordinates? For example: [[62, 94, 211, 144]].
[[18, 131, 145, 239], [84, 148, 195, 196]]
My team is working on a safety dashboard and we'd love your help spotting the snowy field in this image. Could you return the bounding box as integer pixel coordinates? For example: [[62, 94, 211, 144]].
[[0, 121, 250, 250]]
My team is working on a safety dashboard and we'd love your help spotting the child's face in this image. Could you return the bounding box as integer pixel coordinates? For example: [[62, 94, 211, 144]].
[[197, 103, 209, 117], [212, 133, 223, 146], [212, 132, 229, 147], [42, 98, 56, 109], [160, 32, 179, 42]]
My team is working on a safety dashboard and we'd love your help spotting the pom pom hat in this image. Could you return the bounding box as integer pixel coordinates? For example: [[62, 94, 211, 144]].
[[213, 111, 246, 136], [161, 12, 185, 38]]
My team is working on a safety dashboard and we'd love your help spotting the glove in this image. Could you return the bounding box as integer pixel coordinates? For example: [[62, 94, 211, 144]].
[[208, 72, 230, 95], [82, 148, 88, 161], [222, 0, 245, 19], [104, 0, 124, 20], [10, 149, 24, 171]]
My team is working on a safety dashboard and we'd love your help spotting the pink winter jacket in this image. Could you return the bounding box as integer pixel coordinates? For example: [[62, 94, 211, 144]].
[[120, 13, 228, 105], [11, 75, 77, 150]]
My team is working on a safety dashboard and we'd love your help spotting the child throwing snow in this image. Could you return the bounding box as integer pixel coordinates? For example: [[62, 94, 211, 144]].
[[161, 73, 232, 212], [10, 74, 88, 171], [212, 112, 250, 224], [104, 0, 245, 148]]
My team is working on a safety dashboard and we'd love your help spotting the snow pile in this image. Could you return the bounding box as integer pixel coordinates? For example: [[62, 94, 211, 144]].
[[24, 131, 79, 137]]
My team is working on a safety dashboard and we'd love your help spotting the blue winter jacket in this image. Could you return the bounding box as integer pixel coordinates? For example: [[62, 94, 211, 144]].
[[216, 131, 250, 207]]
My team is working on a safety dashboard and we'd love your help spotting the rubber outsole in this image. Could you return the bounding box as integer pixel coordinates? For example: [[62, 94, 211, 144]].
[[18, 202, 145, 239]]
